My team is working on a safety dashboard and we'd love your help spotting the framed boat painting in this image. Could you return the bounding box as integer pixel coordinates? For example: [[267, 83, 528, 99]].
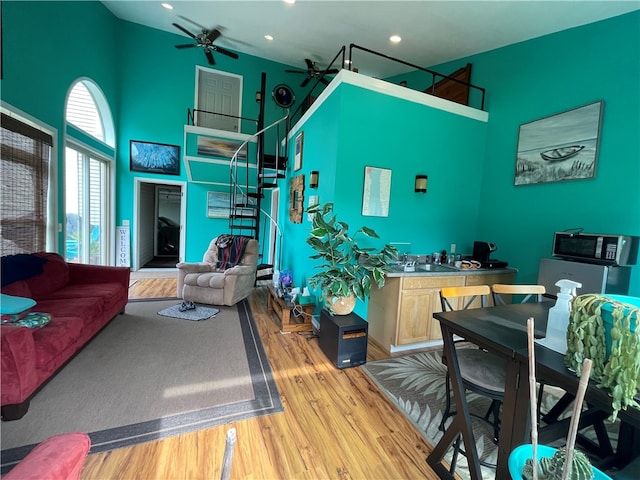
[[514, 101, 603, 186]]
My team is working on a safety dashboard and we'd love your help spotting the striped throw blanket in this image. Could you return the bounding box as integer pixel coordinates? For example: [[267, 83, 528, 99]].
[[215, 235, 251, 270]]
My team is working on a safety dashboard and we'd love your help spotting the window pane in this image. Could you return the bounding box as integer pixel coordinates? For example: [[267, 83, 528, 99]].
[[65, 148, 108, 265], [66, 82, 105, 141]]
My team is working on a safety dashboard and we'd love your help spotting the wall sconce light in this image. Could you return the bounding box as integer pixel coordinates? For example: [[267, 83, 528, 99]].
[[310, 171, 319, 188], [415, 174, 428, 193]]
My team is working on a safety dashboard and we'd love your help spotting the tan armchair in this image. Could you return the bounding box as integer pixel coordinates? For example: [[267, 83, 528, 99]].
[[177, 236, 259, 306]]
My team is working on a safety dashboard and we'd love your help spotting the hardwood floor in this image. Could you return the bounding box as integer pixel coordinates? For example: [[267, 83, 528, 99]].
[[81, 277, 441, 479]]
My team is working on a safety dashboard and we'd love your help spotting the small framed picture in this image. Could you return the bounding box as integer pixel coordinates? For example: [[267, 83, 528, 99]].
[[294, 131, 304, 171], [130, 140, 180, 175]]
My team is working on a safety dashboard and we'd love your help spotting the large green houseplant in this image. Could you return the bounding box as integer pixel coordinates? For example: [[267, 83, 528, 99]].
[[306, 202, 397, 314]]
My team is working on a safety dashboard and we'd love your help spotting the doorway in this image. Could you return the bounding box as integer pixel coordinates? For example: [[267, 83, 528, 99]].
[[133, 179, 186, 271], [195, 66, 243, 132]]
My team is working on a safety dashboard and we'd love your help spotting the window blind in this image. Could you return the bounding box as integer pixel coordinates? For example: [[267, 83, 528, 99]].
[[0, 113, 53, 255]]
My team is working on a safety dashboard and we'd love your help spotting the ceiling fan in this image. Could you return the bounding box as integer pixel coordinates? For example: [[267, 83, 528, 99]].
[[172, 15, 239, 66], [285, 58, 340, 87]]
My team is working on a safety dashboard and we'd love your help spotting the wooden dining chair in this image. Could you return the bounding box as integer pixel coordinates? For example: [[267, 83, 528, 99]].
[[492, 284, 551, 418], [439, 285, 506, 445], [491, 283, 546, 305]]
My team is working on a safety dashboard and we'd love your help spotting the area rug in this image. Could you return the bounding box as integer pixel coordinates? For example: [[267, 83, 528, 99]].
[[158, 302, 220, 321], [1, 299, 282, 472], [362, 351, 620, 480]]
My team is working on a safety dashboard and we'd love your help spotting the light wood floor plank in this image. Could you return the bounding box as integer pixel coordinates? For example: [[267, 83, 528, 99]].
[[79, 279, 441, 479]]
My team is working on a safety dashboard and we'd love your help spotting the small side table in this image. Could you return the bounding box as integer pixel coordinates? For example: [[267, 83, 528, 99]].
[[266, 285, 314, 333]]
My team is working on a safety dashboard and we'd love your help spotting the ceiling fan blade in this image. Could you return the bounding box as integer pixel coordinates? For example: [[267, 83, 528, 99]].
[[172, 23, 196, 39], [178, 15, 206, 31], [325, 69, 340, 74], [300, 77, 311, 88], [304, 58, 315, 69], [175, 43, 197, 49], [204, 48, 215, 65], [285, 69, 305, 74], [213, 45, 238, 59], [223, 36, 253, 48], [207, 28, 222, 43]]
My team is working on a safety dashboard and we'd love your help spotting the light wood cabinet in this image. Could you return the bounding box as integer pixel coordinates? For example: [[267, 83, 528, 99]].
[[367, 270, 516, 353], [368, 275, 465, 352]]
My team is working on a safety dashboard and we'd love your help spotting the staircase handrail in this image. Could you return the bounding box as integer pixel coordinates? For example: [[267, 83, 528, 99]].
[[228, 111, 290, 203]]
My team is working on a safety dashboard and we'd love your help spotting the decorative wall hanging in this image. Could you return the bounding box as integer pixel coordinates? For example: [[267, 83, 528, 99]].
[[272, 84, 295, 108], [362, 166, 392, 217], [289, 174, 305, 223], [130, 140, 180, 175], [514, 101, 603, 186], [197, 136, 247, 161], [294, 131, 304, 171], [207, 191, 255, 218]]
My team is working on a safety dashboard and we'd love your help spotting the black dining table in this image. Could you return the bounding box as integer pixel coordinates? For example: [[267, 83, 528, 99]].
[[426, 301, 640, 480]]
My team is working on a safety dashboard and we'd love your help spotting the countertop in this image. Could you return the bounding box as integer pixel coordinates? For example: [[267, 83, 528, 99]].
[[386, 264, 518, 278]]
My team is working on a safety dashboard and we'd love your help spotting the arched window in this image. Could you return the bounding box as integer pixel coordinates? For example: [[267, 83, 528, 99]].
[[64, 79, 115, 265]]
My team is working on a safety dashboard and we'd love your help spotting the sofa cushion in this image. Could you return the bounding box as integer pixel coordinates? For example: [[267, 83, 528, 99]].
[[34, 298, 105, 329], [1, 294, 36, 315], [32, 317, 85, 370], [1, 280, 32, 298], [40, 283, 125, 302], [2, 432, 91, 480], [27, 254, 70, 298]]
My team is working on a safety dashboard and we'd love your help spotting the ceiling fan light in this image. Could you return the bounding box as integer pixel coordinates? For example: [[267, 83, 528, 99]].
[[264, 34, 274, 41], [161, 3, 173, 10], [283, 0, 296, 4], [390, 35, 402, 43]]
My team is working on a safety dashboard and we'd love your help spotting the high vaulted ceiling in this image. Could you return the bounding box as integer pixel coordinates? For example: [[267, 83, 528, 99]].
[[102, 1, 639, 78]]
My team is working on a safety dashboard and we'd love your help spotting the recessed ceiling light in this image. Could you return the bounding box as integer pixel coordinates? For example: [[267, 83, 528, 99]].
[[283, 0, 296, 4], [390, 35, 402, 43], [343, 59, 352, 65], [264, 34, 274, 41], [161, 3, 173, 10]]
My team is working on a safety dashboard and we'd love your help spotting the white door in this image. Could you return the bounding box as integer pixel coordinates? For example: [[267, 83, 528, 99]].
[[196, 66, 242, 132]]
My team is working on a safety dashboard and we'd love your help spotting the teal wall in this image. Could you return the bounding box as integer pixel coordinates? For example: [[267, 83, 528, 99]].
[[1, 1, 312, 263], [281, 81, 488, 317], [2, 3, 638, 304], [1, 1, 119, 249], [425, 11, 640, 295]]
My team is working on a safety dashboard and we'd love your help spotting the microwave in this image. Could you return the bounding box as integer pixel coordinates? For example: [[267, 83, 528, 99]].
[[552, 232, 639, 266]]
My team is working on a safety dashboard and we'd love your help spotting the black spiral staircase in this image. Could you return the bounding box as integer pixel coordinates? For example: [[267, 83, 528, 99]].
[[186, 73, 288, 279]]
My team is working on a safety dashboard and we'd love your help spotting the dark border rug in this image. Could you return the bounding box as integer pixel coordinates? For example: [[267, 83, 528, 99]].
[[362, 350, 620, 480], [1, 299, 282, 472]]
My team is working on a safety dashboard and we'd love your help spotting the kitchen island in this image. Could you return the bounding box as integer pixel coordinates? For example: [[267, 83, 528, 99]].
[[368, 265, 517, 354]]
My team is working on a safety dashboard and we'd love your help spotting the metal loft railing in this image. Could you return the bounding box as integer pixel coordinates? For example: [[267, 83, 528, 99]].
[[288, 43, 487, 130], [347, 43, 486, 110]]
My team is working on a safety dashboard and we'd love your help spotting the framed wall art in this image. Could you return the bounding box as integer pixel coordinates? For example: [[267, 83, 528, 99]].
[[197, 136, 247, 161], [289, 174, 305, 223], [294, 131, 304, 171], [514, 101, 603, 186], [130, 140, 180, 175], [207, 191, 255, 218], [362, 166, 392, 217]]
